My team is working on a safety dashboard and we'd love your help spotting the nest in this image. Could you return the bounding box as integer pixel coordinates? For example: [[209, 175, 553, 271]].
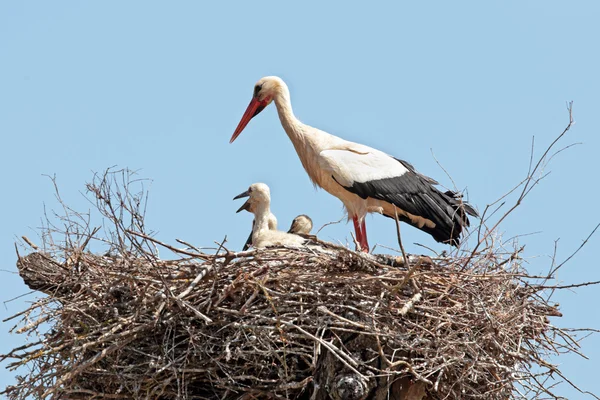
[[0, 169, 592, 400]]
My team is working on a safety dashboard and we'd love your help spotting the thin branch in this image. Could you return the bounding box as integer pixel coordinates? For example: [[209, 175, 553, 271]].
[[464, 102, 575, 267], [549, 222, 600, 276], [125, 229, 210, 260]]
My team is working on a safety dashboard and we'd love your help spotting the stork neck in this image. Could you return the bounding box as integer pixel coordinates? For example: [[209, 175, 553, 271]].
[[273, 85, 304, 142], [253, 204, 272, 232], [271, 81, 327, 187]]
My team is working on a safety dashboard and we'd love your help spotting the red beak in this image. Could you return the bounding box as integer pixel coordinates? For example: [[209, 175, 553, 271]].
[[230, 97, 270, 143]]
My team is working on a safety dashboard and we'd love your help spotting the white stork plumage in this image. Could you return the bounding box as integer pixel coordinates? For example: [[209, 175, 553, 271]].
[[235, 189, 278, 250], [230, 77, 477, 252], [234, 183, 306, 248]]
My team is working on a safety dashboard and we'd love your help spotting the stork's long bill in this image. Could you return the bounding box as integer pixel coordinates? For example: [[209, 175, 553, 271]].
[[233, 190, 251, 213], [230, 97, 271, 143], [229, 76, 477, 252]]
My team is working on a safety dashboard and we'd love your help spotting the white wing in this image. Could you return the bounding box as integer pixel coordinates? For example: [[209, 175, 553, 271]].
[[319, 145, 409, 187]]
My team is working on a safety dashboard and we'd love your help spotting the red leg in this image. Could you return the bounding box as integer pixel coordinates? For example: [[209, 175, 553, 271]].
[[360, 218, 369, 253], [352, 216, 363, 251]]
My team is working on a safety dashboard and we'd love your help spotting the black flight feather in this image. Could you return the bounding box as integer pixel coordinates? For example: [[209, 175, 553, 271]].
[[336, 159, 477, 246]]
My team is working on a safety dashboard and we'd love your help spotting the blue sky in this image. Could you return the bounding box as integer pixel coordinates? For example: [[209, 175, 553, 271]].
[[1, 1, 599, 397]]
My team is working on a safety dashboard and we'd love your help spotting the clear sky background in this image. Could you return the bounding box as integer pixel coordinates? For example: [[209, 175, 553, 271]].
[[1, 2, 599, 398]]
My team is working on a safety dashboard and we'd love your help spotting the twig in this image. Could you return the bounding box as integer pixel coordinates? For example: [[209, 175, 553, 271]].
[[538, 280, 600, 290], [175, 238, 203, 253], [549, 222, 600, 276], [126, 229, 210, 260], [464, 102, 575, 267], [316, 216, 344, 235], [399, 292, 422, 316], [390, 206, 423, 294], [392, 205, 409, 269], [21, 236, 39, 250], [176, 265, 214, 300], [276, 319, 367, 380], [317, 306, 369, 329]]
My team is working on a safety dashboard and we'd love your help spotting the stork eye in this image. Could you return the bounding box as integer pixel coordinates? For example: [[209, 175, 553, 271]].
[[253, 84, 262, 98], [248, 186, 253, 193]]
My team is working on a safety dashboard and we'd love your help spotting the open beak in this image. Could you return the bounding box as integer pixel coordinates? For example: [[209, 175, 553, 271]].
[[229, 97, 270, 143], [236, 199, 251, 213], [233, 190, 251, 213]]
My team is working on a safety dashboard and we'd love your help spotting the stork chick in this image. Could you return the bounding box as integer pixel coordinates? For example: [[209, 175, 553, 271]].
[[234, 183, 305, 248], [288, 214, 313, 235], [236, 191, 277, 250]]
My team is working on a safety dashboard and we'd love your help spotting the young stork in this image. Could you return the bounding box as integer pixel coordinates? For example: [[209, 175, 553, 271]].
[[230, 77, 477, 252], [234, 183, 305, 249], [235, 192, 278, 250], [288, 214, 313, 235]]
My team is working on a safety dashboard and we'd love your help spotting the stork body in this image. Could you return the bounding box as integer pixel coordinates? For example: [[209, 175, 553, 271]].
[[234, 183, 305, 248], [231, 77, 477, 252]]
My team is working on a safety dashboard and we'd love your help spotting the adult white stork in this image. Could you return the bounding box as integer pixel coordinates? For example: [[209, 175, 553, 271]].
[[230, 77, 477, 252], [234, 183, 306, 248]]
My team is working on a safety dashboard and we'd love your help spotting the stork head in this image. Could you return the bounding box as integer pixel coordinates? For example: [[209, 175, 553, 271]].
[[233, 182, 271, 213], [230, 76, 284, 143], [288, 214, 313, 235]]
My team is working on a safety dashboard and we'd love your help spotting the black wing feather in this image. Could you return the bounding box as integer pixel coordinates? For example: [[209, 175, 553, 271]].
[[338, 159, 477, 246], [242, 220, 255, 251]]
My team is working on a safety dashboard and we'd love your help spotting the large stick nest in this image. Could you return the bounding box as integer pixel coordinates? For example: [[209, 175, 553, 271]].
[[0, 169, 591, 400]]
